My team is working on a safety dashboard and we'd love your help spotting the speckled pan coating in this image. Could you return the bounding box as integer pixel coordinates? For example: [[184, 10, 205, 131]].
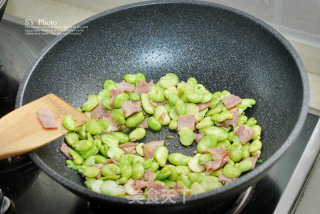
[[16, 0, 309, 212]]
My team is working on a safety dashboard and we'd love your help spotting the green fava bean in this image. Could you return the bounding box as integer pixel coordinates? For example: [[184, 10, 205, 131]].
[[179, 127, 194, 146], [107, 147, 124, 161], [78, 124, 87, 139], [120, 164, 132, 179], [141, 93, 155, 114], [246, 117, 257, 126], [237, 160, 253, 172], [168, 165, 179, 181], [154, 106, 170, 125], [150, 161, 159, 172], [101, 134, 119, 147], [211, 169, 222, 177], [101, 164, 120, 177], [185, 103, 199, 115], [168, 153, 191, 166], [103, 80, 117, 91], [102, 95, 112, 110], [198, 153, 213, 164], [187, 77, 198, 86], [167, 94, 180, 106], [62, 114, 77, 131], [252, 125, 262, 139], [159, 73, 179, 89], [169, 108, 178, 119], [153, 146, 169, 167], [200, 176, 222, 191], [217, 140, 231, 150], [65, 132, 79, 147], [113, 93, 130, 108], [82, 95, 99, 112], [74, 140, 93, 152], [100, 180, 125, 196], [205, 126, 228, 141], [110, 109, 125, 125], [241, 143, 251, 159], [193, 84, 207, 94], [126, 112, 144, 127], [136, 143, 144, 156], [169, 118, 178, 130], [196, 117, 213, 130], [186, 93, 204, 103], [132, 161, 144, 180], [201, 92, 212, 103], [211, 111, 233, 122], [205, 104, 223, 117], [177, 175, 191, 188], [142, 159, 153, 169], [129, 92, 140, 101], [136, 73, 146, 83], [195, 109, 208, 122], [129, 128, 146, 141], [69, 149, 83, 165], [82, 166, 99, 178], [79, 141, 99, 159], [66, 160, 81, 171], [123, 74, 137, 84], [148, 116, 162, 131], [176, 166, 191, 176], [95, 155, 107, 164], [223, 163, 241, 178], [210, 92, 223, 108], [83, 156, 96, 166], [229, 148, 242, 163], [188, 173, 204, 184], [238, 115, 248, 125], [197, 135, 218, 152], [85, 120, 102, 135], [157, 165, 172, 180], [237, 98, 256, 110], [97, 120, 110, 132], [174, 99, 186, 116], [111, 132, 129, 144], [221, 90, 231, 98], [149, 85, 165, 102], [249, 140, 262, 154]]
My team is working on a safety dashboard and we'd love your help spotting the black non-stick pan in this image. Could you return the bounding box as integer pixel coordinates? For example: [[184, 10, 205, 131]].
[[16, 1, 309, 213]]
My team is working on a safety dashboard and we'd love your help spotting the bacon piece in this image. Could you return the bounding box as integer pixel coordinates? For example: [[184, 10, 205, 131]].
[[204, 156, 230, 174], [146, 182, 168, 199], [234, 125, 255, 144], [244, 153, 261, 169], [37, 108, 58, 129], [60, 143, 72, 159], [177, 114, 196, 131], [134, 80, 154, 95], [143, 169, 156, 182], [119, 142, 138, 154], [196, 102, 212, 111], [222, 94, 242, 110], [132, 180, 148, 190], [218, 174, 237, 183], [122, 101, 142, 117], [203, 147, 229, 161], [143, 140, 164, 159], [117, 80, 134, 93], [137, 118, 148, 128], [215, 121, 224, 127], [150, 100, 169, 107], [94, 163, 104, 178], [194, 133, 205, 143], [91, 101, 107, 120], [167, 183, 184, 198]]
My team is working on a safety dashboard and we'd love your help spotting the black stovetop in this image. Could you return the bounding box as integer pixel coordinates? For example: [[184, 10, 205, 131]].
[[0, 19, 319, 214]]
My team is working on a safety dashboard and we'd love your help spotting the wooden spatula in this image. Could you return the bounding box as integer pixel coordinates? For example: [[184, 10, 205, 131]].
[[0, 93, 88, 160]]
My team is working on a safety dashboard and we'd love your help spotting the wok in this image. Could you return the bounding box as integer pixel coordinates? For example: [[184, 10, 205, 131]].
[[16, 0, 309, 212]]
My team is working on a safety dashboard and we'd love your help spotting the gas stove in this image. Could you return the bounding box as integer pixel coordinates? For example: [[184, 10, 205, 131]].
[[0, 19, 319, 214]]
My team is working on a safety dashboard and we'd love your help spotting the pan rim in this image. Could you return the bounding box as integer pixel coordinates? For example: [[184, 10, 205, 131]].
[[17, 0, 310, 205]]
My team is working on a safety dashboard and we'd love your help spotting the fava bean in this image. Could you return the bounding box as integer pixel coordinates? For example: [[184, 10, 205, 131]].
[[112, 132, 129, 144], [149, 85, 165, 102], [129, 92, 140, 101], [102, 95, 112, 110], [141, 93, 155, 114], [177, 175, 192, 188], [107, 147, 124, 161], [126, 112, 144, 127], [174, 99, 186, 116], [153, 146, 168, 167], [78, 124, 87, 139], [169, 118, 178, 130], [196, 117, 213, 130], [148, 116, 162, 131], [188, 154, 205, 173], [100, 180, 125, 196], [62, 114, 77, 131], [136, 143, 144, 156], [187, 77, 198, 86], [246, 117, 257, 126], [83, 155, 96, 166], [157, 165, 172, 180], [168, 153, 190, 166], [238, 115, 248, 125], [74, 140, 93, 152], [113, 93, 130, 108], [86, 120, 102, 135], [251, 125, 262, 139], [101, 134, 119, 148], [198, 153, 213, 164], [195, 109, 208, 122], [229, 147, 242, 163], [186, 93, 203, 103], [103, 80, 117, 91], [185, 103, 199, 115], [69, 149, 83, 165], [221, 90, 231, 99], [154, 106, 170, 125], [66, 160, 81, 171], [249, 140, 262, 155], [82, 166, 99, 178], [211, 111, 233, 122], [150, 161, 159, 172], [210, 92, 223, 108], [129, 128, 146, 141], [237, 99, 256, 110], [110, 109, 125, 125], [95, 155, 108, 164], [82, 95, 99, 112], [159, 73, 179, 89], [188, 173, 204, 184], [179, 127, 194, 146], [222, 163, 241, 178], [217, 140, 231, 150], [200, 176, 222, 191], [132, 161, 144, 180], [65, 132, 79, 147], [236, 160, 253, 172], [241, 143, 251, 159], [205, 126, 228, 141], [197, 135, 217, 152], [176, 166, 191, 176]]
